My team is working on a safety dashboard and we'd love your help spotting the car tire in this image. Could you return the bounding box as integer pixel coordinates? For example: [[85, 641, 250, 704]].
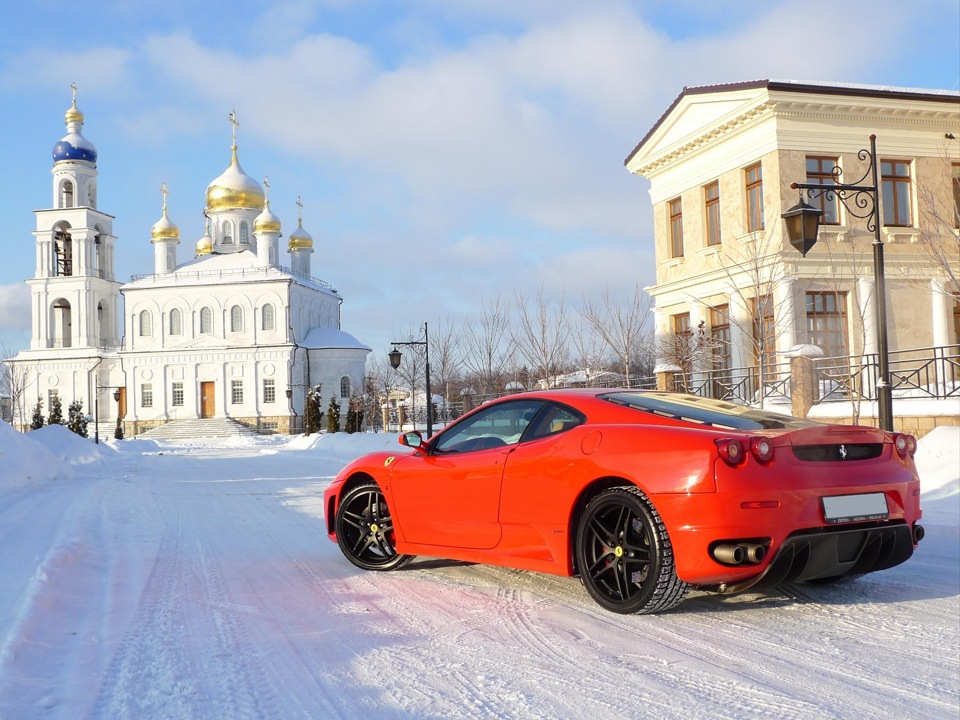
[[335, 482, 414, 571], [575, 486, 689, 614]]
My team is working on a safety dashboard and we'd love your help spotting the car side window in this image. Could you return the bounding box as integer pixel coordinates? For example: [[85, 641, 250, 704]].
[[432, 400, 545, 454], [524, 402, 586, 441]]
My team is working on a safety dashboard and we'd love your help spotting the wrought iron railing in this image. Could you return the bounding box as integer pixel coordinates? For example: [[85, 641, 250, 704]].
[[814, 345, 959, 402]]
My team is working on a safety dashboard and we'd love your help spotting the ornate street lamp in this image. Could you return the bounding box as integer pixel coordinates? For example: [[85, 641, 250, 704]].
[[781, 134, 892, 431], [389, 322, 433, 437]]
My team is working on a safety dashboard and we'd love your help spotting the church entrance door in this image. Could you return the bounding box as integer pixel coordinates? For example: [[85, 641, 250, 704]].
[[201, 382, 215, 418]]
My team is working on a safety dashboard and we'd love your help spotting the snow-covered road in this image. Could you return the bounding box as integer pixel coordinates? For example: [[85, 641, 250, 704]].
[[0, 428, 957, 719]]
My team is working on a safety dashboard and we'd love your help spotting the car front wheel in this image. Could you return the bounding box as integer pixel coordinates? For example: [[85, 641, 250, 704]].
[[575, 486, 688, 614], [335, 482, 413, 571]]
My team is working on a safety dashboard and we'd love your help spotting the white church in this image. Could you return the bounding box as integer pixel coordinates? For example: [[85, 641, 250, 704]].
[[5, 89, 370, 436]]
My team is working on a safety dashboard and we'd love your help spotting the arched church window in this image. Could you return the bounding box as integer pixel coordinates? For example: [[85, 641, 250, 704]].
[[139, 310, 152, 337], [200, 307, 213, 334], [61, 180, 74, 209], [230, 305, 244, 333], [222, 221, 233, 244], [88, 182, 97, 209], [261, 304, 275, 331], [340, 376, 351, 398], [240, 222, 250, 244], [170, 308, 183, 336]]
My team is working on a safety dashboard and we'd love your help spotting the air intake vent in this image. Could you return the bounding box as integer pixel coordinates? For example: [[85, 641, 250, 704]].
[[792, 443, 882, 462]]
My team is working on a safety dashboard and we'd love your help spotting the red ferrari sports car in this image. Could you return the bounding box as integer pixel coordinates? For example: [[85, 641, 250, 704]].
[[323, 389, 923, 614]]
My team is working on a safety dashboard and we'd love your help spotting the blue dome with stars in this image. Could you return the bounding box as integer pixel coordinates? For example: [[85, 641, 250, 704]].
[[52, 134, 98, 164], [52, 93, 97, 165]]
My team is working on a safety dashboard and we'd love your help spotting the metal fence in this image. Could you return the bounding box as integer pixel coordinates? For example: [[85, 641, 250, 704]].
[[671, 344, 960, 405]]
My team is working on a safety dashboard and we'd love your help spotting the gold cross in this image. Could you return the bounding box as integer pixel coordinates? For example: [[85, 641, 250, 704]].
[[228, 109, 239, 147], [160, 182, 169, 211]]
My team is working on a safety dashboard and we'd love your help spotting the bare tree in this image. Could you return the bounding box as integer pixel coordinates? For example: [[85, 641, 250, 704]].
[[461, 297, 513, 397], [428, 316, 464, 422], [512, 285, 570, 389], [580, 284, 653, 388], [657, 320, 724, 392], [1, 346, 29, 428], [711, 222, 795, 406], [916, 149, 960, 298], [568, 310, 608, 387]]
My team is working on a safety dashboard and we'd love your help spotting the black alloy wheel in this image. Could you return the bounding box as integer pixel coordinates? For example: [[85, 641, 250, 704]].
[[575, 486, 688, 614], [335, 482, 413, 571]]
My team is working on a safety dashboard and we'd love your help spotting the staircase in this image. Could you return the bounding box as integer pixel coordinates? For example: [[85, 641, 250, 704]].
[[137, 417, 259, 440]]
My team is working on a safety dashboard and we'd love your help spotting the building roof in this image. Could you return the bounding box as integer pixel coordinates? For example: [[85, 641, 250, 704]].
[[624, 79, 960, 166]]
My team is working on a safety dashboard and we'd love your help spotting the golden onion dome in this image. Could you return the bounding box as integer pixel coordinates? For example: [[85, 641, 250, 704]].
[[288, 218, 313, 251], [196, 220, 214, 256], [254, 199, 282, 234], [151, 208, 180, 242], [205, 146, 265, 212], [64, 100, 84, 125]]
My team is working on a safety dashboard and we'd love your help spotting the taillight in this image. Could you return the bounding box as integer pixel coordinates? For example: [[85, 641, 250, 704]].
[[715, 438, 746, 466], [750, 436, 774, 463], [894, 433, 917, 458]]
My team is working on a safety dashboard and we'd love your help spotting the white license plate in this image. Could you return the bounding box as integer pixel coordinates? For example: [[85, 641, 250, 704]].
[[822, 493, 889, 524]]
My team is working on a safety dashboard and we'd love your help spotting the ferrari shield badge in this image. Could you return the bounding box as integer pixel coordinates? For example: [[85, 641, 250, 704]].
[[384, 456, 396, 468]]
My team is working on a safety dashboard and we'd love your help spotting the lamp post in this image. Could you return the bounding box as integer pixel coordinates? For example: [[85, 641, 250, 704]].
[[93, 385, 123, 444], [389, 322, 432, 437], [781, 134, 892, 431]]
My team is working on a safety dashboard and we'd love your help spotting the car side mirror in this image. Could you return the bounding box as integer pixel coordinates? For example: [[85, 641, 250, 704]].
[[399, 430, 427, 453]]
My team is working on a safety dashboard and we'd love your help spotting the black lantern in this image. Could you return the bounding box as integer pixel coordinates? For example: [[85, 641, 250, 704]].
[[113, 388, 121, 403], [781, 200, 822, 256], [388, 348, 403, 370]]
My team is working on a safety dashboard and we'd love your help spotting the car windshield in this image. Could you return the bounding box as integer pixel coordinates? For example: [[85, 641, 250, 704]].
[[601, 391, 819, 431]]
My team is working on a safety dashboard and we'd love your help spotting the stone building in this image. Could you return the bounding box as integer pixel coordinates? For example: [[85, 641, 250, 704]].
[[625, 80, 960, 392]]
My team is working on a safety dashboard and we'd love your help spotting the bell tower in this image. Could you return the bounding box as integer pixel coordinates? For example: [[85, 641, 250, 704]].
[[27, 85, 122, 351]]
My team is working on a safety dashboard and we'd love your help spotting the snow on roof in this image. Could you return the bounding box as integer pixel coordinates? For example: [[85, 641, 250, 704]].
[[301, 326, 371, 351], [124, 250, 339, 295]]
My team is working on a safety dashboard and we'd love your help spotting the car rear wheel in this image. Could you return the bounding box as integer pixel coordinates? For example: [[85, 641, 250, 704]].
[[335, 482, 413, 571], [575, 486, 688, 614]]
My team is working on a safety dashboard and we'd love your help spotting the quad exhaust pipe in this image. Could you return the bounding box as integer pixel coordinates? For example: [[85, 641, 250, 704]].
[[712, 542, 767, 566]]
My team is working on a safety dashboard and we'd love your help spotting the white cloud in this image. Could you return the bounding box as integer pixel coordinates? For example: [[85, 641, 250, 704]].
[[0, 284, 31, 332]]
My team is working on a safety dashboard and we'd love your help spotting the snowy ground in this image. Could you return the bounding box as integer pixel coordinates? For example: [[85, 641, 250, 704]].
[[0, 422, 957, 720]]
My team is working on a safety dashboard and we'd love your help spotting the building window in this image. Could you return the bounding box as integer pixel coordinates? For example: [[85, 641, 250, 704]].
[[340, 376, 351, 398], [169, 308, 182, 336], [142, 383, 153, 408], [48, 390, 59, 414], [88, 182, 97, 209], [881, 160, 912, 227], [231, 380, 243, 404], [222, 221, 233, 244], [672, 311, 690, 361], [805, 156, 839, 225], [952, 294, 960, 343], [704, 181, 721, 246], [230, 305, 244, 333], [263, 379, 276, 403], [806, 291, 848, 358], [200, 307, 213, 334], [669, 198, 683, 258], [751, 294, 775, 376], [172, 382, 184, 406], [745, 162, 764, 232], [139, 310, 152, 337], [951, 163, 960, 229], [709, 305, 731, 370], [240, 222, 250, 244], [262, 304, 275, 331], [61, 180, 74, 209]]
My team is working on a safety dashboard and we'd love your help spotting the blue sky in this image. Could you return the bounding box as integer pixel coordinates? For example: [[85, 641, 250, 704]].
[[1, 0, 958, 361]]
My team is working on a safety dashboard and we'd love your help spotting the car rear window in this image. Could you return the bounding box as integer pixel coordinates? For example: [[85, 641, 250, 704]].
[[600, 391, 819, 430]]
